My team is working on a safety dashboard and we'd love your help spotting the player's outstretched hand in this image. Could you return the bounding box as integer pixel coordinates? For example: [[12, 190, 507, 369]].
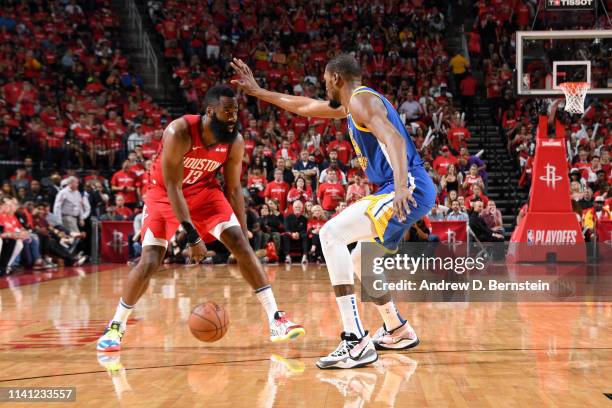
[[230, 58, 260, 95], [393, 185, 417, 223], [187, 240, 208, 264]]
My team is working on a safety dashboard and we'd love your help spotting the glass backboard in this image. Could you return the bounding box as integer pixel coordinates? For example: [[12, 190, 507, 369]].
[[516, 30, 612, 96]]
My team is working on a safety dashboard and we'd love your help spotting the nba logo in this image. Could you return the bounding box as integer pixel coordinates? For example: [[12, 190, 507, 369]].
[[527, 230, 534, 245]]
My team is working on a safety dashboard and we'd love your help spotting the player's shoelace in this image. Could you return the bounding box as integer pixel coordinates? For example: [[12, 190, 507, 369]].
[[330, 332, 361, 357], [103, 322, 123, 341], [374, 326, 390, 339], [273, 310, 289, 324]]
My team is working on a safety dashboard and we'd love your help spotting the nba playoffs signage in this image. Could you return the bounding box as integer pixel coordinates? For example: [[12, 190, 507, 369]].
[[510, 116, 586, 261], [545, 0, 595, 10]]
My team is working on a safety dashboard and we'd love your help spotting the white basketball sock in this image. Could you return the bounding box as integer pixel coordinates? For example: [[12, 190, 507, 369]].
[[111, 298, 134, 327], [375, 301, 405, 331], [336, 294, 365, 338], [255, 285, 278, 321]]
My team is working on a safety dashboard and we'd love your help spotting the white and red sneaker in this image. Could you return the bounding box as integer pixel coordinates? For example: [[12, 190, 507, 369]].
[[270, 311, 305, 342], [371, 321, 419, 350], [316, 331, 378, 369]]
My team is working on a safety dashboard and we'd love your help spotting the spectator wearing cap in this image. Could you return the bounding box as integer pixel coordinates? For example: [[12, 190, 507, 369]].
[[582, 196, 611, 236], [52, 176, 90, 233], [433, 145, 458, 177], [569, 168, 587, 191]]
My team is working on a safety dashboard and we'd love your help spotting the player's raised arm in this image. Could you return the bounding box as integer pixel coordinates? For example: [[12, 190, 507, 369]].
[[223, 133, 248, 237], [230, 58, 347, 119], [349, 93, 417, 221]]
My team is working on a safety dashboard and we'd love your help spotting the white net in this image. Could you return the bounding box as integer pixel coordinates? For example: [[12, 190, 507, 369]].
[[559, 82, 590, 115]]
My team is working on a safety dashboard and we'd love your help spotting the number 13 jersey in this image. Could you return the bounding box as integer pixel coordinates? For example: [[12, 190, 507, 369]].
[[148, 114, 231, 198]]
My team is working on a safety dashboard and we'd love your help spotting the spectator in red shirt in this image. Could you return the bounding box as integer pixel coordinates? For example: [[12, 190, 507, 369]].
[[307, 204, 327, 262], [327, 131, 353, 165], [47, 117, 67, 166], [465, 185, 489, 210], [433, 146, 458, 176], [275, 140, 298, 162], [459, 70, 477, 122], [114, 195, 134, 219], [318, 171, 346, 214], [346, 174, 370, 204], [462, 164, 486, 195], [111, 160, 139, 206], [127, 151, 146, 178], [264, 169, 290, 212], [447, 123, 471, 153], [287, 176, 313, 206]]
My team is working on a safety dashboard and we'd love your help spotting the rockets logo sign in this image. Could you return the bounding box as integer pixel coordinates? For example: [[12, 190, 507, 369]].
[[545, 0, 594, 10], [539, 163, 562, 190], [107, 229, 128, 253]]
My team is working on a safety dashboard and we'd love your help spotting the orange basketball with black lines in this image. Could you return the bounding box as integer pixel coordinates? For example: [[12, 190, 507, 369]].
[[188, 302, 229, 342]]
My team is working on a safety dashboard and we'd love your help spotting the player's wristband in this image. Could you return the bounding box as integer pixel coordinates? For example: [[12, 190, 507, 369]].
[[181, 222, 201, 246]]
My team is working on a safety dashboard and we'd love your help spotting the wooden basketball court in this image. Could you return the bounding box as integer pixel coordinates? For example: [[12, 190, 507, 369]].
[[0, 264, 609, 407]]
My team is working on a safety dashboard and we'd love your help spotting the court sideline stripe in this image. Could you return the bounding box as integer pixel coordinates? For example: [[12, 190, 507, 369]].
[[0, 346, 610, 383]]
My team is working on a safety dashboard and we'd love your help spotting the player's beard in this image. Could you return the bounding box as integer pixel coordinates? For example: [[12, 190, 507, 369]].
[[328, 89, 342, 109], [210, 112, 238, 144]]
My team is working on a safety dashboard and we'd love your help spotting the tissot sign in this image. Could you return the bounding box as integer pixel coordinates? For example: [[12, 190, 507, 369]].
[[545, 0, 595, 10]]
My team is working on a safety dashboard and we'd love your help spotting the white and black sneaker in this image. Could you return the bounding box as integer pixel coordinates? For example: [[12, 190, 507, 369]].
[[371, 321, 419, 350], [316, 331, 378, 369]]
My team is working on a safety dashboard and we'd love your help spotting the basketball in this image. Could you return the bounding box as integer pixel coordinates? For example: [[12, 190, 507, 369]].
[[188, 302, 229, 342]]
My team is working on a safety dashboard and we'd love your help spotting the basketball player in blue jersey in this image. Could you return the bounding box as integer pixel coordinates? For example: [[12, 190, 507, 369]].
[[232, 54, 436, 369]]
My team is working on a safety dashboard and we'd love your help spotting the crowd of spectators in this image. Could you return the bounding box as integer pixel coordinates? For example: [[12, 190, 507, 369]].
[[0, 0, 168, 274], [0, 0, 515, 275]]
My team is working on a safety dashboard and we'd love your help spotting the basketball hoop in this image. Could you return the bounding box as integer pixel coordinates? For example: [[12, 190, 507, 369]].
[[558, 82, 590, 115]]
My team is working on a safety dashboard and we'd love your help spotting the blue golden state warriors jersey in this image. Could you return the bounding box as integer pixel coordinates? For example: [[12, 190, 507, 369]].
[[347, 86, 424, 187]]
